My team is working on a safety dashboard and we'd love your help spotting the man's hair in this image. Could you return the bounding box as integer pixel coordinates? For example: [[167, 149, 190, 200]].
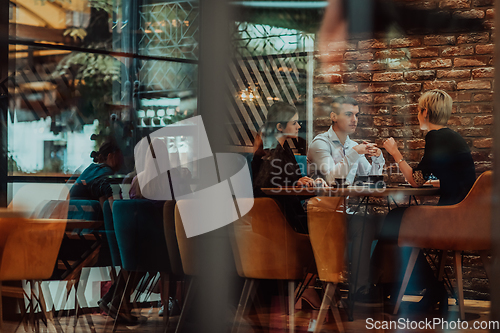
[[418, 89, 453, 125], [331, 96, 359, 115]]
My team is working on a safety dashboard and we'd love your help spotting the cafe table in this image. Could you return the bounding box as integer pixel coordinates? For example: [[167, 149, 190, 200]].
[[261, 185, 440, 320]]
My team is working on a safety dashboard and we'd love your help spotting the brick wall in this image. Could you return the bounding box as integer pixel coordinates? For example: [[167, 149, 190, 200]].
[[313, 0, 493, 300]]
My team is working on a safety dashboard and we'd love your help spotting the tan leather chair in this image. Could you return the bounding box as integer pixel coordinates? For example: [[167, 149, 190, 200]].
[[0, 217, 65, 330], [172, 201, 200, 333], [230, 197, 315, 333], [393, 171, 492, 319], [307, 196, 346, 333]]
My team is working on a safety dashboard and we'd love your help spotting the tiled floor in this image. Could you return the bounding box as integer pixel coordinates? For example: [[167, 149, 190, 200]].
[[2, 296, 492, 333]]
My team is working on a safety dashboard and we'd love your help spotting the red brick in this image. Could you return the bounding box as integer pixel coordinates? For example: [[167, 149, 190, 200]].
[[373, 94, 406, 104], [439, 0, 470, 9], [448, 116, 472, 126], [476, 44, 494, 54], [457, 32, 490, 44], [410, 47, 440, 58], [473, 93, 493, 102], [375, 49, 407, 59], [343, 63, 357, 72], [473, 0, 493, 6], [407, 93, 421, 104], [318, 64, 342, 74], [472, 67, 494, 78], [314, 117, 332, 127], [408, 1, 437, 10], [483, 20, 495, 30], [473, 138, 493, 148], [405, 115, 420, 126], [390, 83, 422, 93], [407, 139, 426, 150], [317, 52, 343, 63], [357, 116, 373, 127], [404, 70, 436, 81], [392, 104, 419, 115], [458, 127, 491, 136], [408, 150, 425, 162], [454, 57, 489, 67], [315, 74, 342, 83], [423, 35, 456, 46], [471, 151, 491, 161], [332, 84, 359, 93], [448, 91, 472, 101], [420, 59, 452, 69], [474, 115, 493, 125], [460, 104, 493, 113], [359, 83, 390, 93], [387, 60, 418, 70], [437, 69, 471, 79], [353, 94, 373, 104], [423, 81, 456, 91], [360, 106, 390, 115], [344, 51, 374, 61], [486, 8, 494, 19], [373, 116, 404, 127], [357, 128, 379, 137], [372, 72, 404, 81], [342, 72, 372, 82], [389, 37, 421, 48], [457, 80, 491, 90], [358, 39, 388, 49], [454, 9, 485, 19], [442, 46, 474, 56], [389, 128, 414, 137], [357, 62, 387, 71]]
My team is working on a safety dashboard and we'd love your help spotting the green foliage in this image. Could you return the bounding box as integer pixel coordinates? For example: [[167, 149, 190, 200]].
[[88, 0, 113, 15]]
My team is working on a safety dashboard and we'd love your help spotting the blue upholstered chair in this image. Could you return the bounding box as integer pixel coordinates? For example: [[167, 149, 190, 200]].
[[102, 200, 122, 267], [111, 199, 172, 326]]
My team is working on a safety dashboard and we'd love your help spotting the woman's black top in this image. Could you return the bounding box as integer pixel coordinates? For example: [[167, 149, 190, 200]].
[[253, 140, 302, 195], [413, 128, 476, 206], [252, 140, 308, 233]]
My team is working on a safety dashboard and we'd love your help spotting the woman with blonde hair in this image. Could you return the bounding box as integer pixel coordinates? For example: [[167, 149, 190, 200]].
[[374, 89, 476, 313]]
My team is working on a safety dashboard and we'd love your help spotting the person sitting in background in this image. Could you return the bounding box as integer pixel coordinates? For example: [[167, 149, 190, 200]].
[[307, 96, 384, 185], [70, 139, 139, 324], [307, 96, 384, 301], [252, 101, 325, 234], [252, 101, 324, 310], [69, 139, 123, 207], [374, 89, 476, 312]]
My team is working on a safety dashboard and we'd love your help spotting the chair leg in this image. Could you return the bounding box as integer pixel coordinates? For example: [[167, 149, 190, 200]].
[[288, 280, 295, 333], [328, 283, 345, 333], [110, 271, 132, 333], [175, 278, 196, 333], [393, 248, 419, 315], [479, 250, 491, 280], [454, 251, 465, 320], [314, 282, 335, 333], [232, 278, 255, 333]]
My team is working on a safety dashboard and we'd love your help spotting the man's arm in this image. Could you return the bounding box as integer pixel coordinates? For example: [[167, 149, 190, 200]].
[[308, 138, 361, 185]]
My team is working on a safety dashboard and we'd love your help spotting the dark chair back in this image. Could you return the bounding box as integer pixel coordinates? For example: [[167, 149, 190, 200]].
[[113, 199, 171, 272]]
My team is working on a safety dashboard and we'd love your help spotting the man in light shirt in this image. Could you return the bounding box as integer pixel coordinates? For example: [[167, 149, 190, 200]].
[[308, 96, 385, 301], [308, 96, 385, 185]]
